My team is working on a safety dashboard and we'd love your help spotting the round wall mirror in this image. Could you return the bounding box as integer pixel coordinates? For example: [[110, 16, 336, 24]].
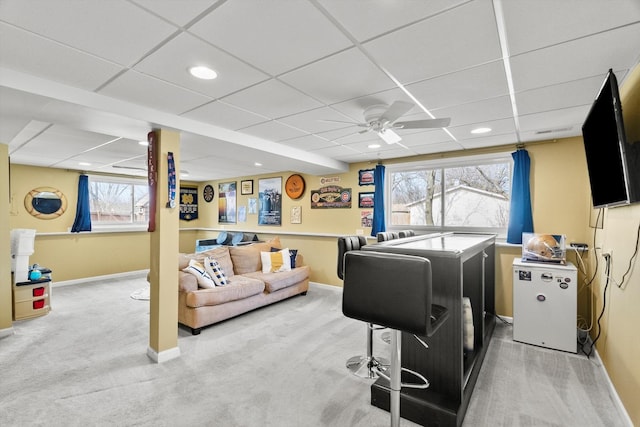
[[25, 187, 67, 219]]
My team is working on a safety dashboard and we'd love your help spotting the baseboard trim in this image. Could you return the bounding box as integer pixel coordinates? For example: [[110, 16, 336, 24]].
[[53, 270, 149, 288], [147, 345, 181, 364], [591, 347, 633, 427], [0, 326, 14, 340]]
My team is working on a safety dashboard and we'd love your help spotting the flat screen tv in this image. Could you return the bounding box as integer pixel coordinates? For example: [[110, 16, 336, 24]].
[[581, 69, 640, 209]]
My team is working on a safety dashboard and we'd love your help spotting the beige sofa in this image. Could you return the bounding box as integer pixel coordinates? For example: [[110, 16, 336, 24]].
[[177, 237, 310, 334]]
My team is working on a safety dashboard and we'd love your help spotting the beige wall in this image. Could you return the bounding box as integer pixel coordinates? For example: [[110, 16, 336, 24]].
[[593, 64, 640, 425], [8, 164, 150, 282], [1, 144, 12, 333]]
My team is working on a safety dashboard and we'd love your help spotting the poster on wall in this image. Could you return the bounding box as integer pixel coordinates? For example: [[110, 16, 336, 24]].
[[179, 186, 198, 221], [218, 182, 236, 224], [361, 210, 373, 227], [238, 205, 247, 223], [258, 177, 282, 225], [310, 185, 352, 208]]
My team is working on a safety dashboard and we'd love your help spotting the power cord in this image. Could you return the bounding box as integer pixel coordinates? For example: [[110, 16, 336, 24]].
[[585, 252, 612, 359], [616, 220, 640, 290]]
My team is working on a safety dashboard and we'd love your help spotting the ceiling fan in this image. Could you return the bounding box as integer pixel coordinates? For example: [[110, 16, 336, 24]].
[[326, 101, 451, 144]]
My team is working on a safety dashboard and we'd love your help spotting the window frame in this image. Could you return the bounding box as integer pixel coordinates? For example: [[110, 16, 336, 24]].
[[87, 174, 149, 232], [384, 152, 513, 237]]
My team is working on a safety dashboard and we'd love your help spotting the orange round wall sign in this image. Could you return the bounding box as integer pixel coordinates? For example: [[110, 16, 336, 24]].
[[285, 174, 306, 200]]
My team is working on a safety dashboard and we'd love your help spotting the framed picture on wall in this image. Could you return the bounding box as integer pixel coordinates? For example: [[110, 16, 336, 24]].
[[291, 206, 301, 224], [258, 177, 282, 225], [218, 181, 236, 224], [241, 179, 253, 195], [358, 192, 375, 208]]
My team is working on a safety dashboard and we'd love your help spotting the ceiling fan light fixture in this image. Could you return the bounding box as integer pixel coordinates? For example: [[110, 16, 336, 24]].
[[188, 66, 218, 80], [471, 127, 492, 134], [378, 129, 401, 144]]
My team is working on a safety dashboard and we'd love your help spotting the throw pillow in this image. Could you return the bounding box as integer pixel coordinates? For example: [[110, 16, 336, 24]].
[[260, 248, 291, 273], [204, 256, 229, 287], [182, 259, 215, 288], [271, 246, 297, 268]]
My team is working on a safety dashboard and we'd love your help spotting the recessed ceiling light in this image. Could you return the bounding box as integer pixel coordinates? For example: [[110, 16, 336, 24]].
[[471, 127, 492, 134], [368, 143, 381, 149], [254, 162, 262, 167], [78, 162, 91, 166], [188, 66, 217, 80], [138, 140, 148, 146]]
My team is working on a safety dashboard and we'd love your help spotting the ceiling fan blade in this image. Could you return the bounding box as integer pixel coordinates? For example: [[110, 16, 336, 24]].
[[377, 128, 402, 144], [394, 118, 451, 129], [379, 101, 414, 124]]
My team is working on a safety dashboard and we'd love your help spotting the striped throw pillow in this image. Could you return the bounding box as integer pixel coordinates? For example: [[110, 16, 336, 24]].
[[204, 257, 229, 287]]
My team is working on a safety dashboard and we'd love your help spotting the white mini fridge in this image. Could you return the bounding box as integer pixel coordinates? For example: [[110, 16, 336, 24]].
[[513, 258, 577, 353]]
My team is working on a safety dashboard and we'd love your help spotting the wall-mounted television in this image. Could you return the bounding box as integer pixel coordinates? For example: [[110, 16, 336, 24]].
[[581, 69, 640, 209]]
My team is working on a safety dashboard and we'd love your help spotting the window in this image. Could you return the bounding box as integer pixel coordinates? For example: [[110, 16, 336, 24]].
[[387, 153, 512, 234], [89, 176, 149, 228]]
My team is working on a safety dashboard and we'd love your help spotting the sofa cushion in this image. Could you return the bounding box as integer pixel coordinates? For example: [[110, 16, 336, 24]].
[[229, 237, 281, 274], [184, 276, 265, 308], [244, 265, 310, 293], [179, 246, 234, 278], [261, 249, 291, 273], [178, 271, 198, 292]]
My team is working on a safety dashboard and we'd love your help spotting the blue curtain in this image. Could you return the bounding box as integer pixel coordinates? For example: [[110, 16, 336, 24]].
[[507, 149, 533, 244], [371, 164, 386, 237], [71, 174, 92, 233]]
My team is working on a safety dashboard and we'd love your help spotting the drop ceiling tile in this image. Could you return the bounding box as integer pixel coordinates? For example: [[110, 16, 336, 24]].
[[239, 120, 307, 142], [405, 60, 509, 110], [131, 0, 215, 27], [392, 129, 453, 147], [182, 101, 268, 130], [0, 0, 177, 65], [279, 134, 336, 151], [518, 105, 590, 134], [514, 74, 611, 116], [10, 125, 116, 163], [410, 141, 465, 155], [279, 48, 396, 104], [189, 0, 353, 76], [501, 0, 640, 55], [432, 96, 514, 128], [458, 133, 517, 149], [93, 138, 148, 157], [98, 70, 212, 114], [449, 118, 517, 141], [363, 0, 502, 84], [318, 0, 467, 42], [277, 107, 367, 134], [310, 144, 367, 158], [510, 23, 640, 92], [222, 79, 323, 119], [134, 33, 269, 99], [0, 23, 124, 91]]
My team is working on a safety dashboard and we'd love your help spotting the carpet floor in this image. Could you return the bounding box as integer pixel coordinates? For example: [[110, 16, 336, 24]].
[[0, 274, 629, 426]]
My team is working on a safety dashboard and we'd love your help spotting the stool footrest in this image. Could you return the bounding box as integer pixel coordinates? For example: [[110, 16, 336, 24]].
[[374, 366, 431, 390]]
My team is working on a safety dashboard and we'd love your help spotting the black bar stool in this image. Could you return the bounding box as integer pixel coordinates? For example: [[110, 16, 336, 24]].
[[343, 251, 449, 426], [337, 236, 389, 378]]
